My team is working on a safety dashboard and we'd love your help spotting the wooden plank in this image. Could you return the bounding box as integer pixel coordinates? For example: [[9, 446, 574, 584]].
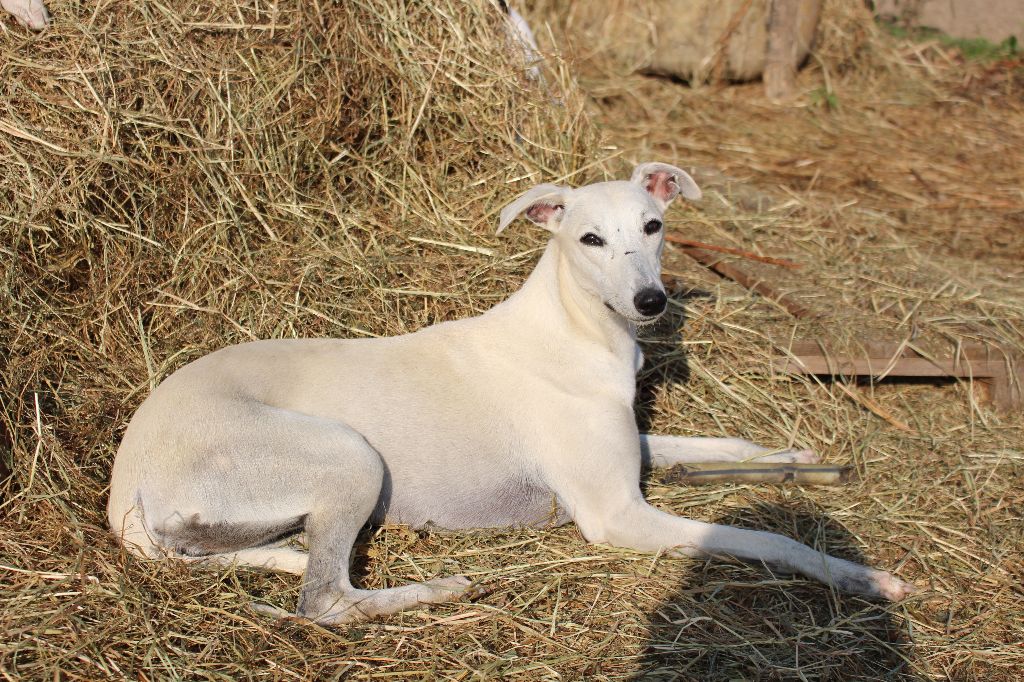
[[663, 234, 801, 269], [786, 340, 915, 359], [667, 236, 1022, 413], [773, 355, 1007, 378], [772, 339, 1022, 414], [991, 363, 1024, 412]]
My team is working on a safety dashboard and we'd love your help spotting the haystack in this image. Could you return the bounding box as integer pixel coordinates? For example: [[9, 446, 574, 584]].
[[1, 0, 598, 503], [1, 1, 602, 676]]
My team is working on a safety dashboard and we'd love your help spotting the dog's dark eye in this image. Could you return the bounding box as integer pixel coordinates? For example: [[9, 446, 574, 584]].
[[580, 233, 605, 247], [643, 219, 663, 235]]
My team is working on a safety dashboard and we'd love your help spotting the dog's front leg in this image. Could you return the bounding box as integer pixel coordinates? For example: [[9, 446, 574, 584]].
[[582, 498, 914, 601], [640, 434, 818, 468], [543, 413, 909, 599]]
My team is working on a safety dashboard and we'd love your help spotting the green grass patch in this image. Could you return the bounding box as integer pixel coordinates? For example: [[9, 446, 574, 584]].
[[879, 19, 1019, 61]]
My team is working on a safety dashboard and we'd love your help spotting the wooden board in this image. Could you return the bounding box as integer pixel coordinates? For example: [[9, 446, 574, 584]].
[[663, 244, 1022, 414], [772, 339, 1022, 413]]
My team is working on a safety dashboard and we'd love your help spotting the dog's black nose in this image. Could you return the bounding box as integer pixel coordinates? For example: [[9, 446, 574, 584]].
[[633, 288, 667, 317]]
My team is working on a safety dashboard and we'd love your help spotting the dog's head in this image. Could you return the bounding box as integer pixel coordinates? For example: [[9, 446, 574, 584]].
[[498, 162, 701, 324]]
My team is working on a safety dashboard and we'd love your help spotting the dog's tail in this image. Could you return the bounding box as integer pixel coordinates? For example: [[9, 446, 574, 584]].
[[109, 494, 310, 575], [187, 545, 309, 575]]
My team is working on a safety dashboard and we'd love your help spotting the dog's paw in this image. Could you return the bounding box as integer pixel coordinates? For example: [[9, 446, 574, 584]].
[[249, 601, 297, 620], [424, 574, 495, 602], [875, 572, 917, 601], [755, 448, 820, 464], [422, 575, 478, 600], [838, 568, 918, 601]]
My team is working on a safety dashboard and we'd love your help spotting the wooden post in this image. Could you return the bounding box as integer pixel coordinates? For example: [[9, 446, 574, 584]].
[[660, 462, 854, 486], [764, 0, 802, 101]]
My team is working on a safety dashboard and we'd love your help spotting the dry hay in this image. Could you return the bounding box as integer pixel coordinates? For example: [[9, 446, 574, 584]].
[[2, 0, 1024, 680]]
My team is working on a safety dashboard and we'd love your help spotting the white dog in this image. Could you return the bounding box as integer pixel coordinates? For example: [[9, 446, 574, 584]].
[[108, 162, 914, 624]]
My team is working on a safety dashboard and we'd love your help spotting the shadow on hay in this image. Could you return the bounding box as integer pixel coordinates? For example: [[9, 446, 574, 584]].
[[629, 502, 920, 681], [630, 295, 919, 681], [633, 287, 701, 436]]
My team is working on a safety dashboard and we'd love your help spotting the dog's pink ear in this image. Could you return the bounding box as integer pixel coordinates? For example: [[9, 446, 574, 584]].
[[497, 184, 572, 234], [630, 162, 701, 208]]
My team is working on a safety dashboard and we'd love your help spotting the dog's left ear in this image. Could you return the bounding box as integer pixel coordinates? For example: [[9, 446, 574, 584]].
[[497, 183, 572, 234], [630, 162, 702, 209]]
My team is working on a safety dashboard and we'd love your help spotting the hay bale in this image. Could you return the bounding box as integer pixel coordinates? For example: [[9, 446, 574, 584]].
[[0, 0, 598, 466], [0, 0, 599, 608], [538, 0, 822, 82], [0, 2, 607, 673]]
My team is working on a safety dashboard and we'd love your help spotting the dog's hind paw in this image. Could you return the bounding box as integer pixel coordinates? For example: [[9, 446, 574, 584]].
[[462, 579, 493, 601], [249, 601, 299, 621], [423, 575, 494, 602]]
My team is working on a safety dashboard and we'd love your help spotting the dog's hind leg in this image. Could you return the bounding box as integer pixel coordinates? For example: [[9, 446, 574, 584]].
[[134, 404, 473, 625], [640, 434, 819, 467], [297, 502, 474, 625]]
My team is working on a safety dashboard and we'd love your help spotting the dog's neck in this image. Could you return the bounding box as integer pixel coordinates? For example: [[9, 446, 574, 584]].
[[498, 240, 639, 370]]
